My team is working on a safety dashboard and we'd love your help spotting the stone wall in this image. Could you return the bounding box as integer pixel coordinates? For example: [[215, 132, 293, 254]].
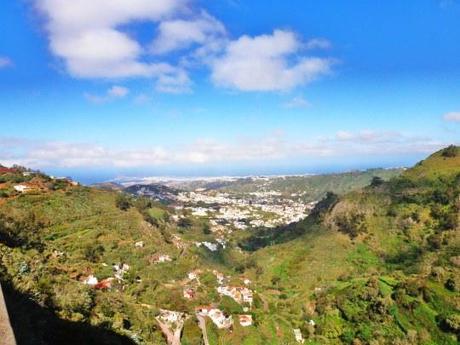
[[0, 284, 16, 345]]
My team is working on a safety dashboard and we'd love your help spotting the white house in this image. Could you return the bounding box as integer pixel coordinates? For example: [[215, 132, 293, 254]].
[[238, 315, 253, 327], [83, 275, 98, 286], [196, 306, 233, 329], [14, 184, 29, 193], [293, 329, 305, 344]]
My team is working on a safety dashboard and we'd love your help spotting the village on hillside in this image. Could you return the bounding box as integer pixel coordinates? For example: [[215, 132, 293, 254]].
[[125, 176, 319, 233]]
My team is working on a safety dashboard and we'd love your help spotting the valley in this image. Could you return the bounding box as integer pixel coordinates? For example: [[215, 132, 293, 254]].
[[0, 148, 458, 345]]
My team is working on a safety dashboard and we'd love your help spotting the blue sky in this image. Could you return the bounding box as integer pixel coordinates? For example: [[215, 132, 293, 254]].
[[1, 0, 460, 182]]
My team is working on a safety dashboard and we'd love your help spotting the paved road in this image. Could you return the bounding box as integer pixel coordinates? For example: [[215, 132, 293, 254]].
[[0, 284, 16, 345]]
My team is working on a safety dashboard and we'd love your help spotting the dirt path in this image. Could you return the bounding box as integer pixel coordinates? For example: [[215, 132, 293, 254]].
[[0, 284, 16, 345], [155, 319, 182, 345], [197, 315, 210, 345], [155, 313, 187, 345]]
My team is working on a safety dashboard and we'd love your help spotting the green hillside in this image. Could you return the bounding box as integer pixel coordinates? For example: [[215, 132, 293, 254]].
[[243, 146, 460, 344], [404, 145, 460, 180], [215, 168, 403, 202], [0, 147, 459, 345]]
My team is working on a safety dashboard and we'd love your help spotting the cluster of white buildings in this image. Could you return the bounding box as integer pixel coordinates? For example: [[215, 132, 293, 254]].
[[195, 306, 254, 329], [156, 309, 188, 326], [177, 189, 317, 231], [196, 306, 234, 329], [195, 241, 219, 251], [217, 286, 253, 306], [178, 269, 255, 329], [195, 238, 227, 252]]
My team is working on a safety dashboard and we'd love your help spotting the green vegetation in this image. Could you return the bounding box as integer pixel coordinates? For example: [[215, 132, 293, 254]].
[[0, 147, 458, 344], [168, 168, 402, 203], [217, 168, 403, 202]]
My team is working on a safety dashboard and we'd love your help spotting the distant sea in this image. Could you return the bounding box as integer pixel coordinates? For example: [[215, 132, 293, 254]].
[[42, 159, 414, 185]]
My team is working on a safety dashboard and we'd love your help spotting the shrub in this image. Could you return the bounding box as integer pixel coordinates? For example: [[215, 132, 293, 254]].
[[0, 213, 45, 250], [53, 282, 95, 318], [444, 278, 457, 292], [335, 212, 367, 239], [115, 193, 132, 211], [437, 313, 460, 334], [134, 196, 153, 211], [441, 145, 458, 158], [202, 223, 211, 234], [83, 243, 105, 262], [427, 233, 442, 250], [178, 217, 193, 228], [370, 176, 384, 187]]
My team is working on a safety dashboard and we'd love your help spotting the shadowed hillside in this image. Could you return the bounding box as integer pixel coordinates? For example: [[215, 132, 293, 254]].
[[2, 281, 136, 345]]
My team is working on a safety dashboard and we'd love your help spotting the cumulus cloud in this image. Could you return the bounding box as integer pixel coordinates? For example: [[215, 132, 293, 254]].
[[155, 68, 192, 93], [36, 0, 191, 91], [443, 112, 460, 122], [84, 85, 129, 103], [0, 130, 448, 170], [35, 1, 337, 93], [0, 56, 12, 68], [211, 30, 335, 91], [151, 11, 226, 55]]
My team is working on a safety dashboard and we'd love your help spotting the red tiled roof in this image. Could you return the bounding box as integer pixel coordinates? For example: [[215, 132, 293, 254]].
[[94, 279, 113, 290], [0, 167, 17, 174]]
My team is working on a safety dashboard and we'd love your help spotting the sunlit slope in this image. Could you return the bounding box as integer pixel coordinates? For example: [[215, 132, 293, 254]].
[[404, 145, 460, 180], [247, 146, 459, 344]]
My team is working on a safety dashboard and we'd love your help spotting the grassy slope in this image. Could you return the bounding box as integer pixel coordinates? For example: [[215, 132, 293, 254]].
[[249, 146, 460, 344], [0, 184, 203, 343], [0, 179, 270, 344], [405, 146, 460, 181]]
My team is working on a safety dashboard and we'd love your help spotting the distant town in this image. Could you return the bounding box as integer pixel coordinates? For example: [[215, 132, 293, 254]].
[[119, 175, 320, 233]]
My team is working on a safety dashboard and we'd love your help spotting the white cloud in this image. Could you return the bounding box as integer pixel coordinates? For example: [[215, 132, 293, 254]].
[[36, 2, 337, 93], [155, 69, 192, 93], [0, 130, 448, 170], [329, 130, 444, 156], [283, 96, 310, 109], [151, 11, 226, 55], [443, 112, 460, 122], [305, 38, 331, 50], [84, 85, 129, 103], [0, 56, 12, 68], [36, 0, 191, 92], [211, 30, 335, 91], [108, 85, 129, 98], [335, 130, 402, 143]]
